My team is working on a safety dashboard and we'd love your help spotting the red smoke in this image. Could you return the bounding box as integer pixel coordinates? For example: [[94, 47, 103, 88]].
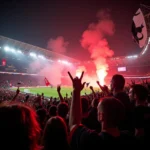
[[81, 9, 115, 85], [47, 36, 69, 53], [29, 36, 70, 86], [39, 63, 64, 86]]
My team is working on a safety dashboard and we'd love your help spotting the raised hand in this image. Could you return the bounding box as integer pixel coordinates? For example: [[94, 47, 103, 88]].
[[96, 81, 104, 90], [131, 80, 135, 85], [68, 71, 86, 91], [96, 81, 100, 86], [16, 87, 20, 95], [66, 93, 68, 97], [57, 85, 61, 93], [127, 82, 131, 87], [89, 86, 93, 90], [96, 81, 109, 94]]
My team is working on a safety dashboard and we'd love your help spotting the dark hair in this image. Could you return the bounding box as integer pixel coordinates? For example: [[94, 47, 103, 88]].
[[42, 116, 69, 150], [92, 98, 99, 108], [112, 74, 125, 90], [36, 108, 47, 129], [0, 102, 41, 150], [57, 102, 69, 118], [49, 105, 57, 117], [99, 97, 125, 127], [132, 84, 148, 102], [81, 97, 89, 114]]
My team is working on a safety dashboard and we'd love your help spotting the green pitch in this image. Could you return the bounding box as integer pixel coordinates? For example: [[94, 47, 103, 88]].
[[12, 87, 94, 98]]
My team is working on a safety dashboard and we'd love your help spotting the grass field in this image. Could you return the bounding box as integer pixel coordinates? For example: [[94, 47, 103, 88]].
[[12, 87, 94, 98]]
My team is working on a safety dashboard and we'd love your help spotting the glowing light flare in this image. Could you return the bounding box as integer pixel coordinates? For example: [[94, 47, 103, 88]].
[[30, 52, 37, 57], [96, 68, 107, 86], [76, 70, 82, 78]]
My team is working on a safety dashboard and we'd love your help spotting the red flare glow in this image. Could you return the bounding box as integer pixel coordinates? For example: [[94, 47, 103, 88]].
[[96, 68, 107, 86]]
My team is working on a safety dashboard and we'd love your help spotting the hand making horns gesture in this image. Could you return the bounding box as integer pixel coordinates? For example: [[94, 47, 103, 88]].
[[68, 71, 86, 91]]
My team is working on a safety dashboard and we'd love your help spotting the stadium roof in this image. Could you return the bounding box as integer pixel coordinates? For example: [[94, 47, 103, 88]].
[[0, 35, 80, 64]]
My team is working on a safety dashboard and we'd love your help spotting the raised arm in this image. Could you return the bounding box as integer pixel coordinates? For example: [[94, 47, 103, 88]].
[[57, 85, 64, 102], [68, 71, 86, 131], [89, 86, 96, 98], [12, 87, 20, 101], [96, 81, 109, 96]]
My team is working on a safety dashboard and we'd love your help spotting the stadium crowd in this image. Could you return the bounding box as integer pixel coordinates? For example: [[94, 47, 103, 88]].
[[0, 73, 45, 88], [0, 72, 150, 149]]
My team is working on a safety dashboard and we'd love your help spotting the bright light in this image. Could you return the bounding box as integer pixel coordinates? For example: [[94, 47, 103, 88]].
[[96, 69, 107, 86], [142, 37, 150, 55], [133, 55, 138, 58], [4, 46, 10, 51], [17, 50, 22, 54], [148, 37, 150, 44], [126, 55, 138, 59], [38, 55, 45, 59], [30, 52, 37, 57], [58, 59, 71, 65], [76, 70, 82, 78], [11, 49, 15, 53]]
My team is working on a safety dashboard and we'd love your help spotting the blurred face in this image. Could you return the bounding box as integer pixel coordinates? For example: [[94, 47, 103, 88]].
[[128, 88, 134, 101]]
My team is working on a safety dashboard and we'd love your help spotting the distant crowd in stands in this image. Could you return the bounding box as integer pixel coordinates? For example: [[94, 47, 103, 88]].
[[0, 72, 150, 150], [0, 74, 45, 88]]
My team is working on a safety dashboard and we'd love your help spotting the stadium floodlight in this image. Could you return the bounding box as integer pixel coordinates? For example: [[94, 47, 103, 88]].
[[62, 60, 72, 65], [17, 50, 22, 54], [57, 60, 71, 65], [61, 60, 66, 64], [126, 55, 138, 59], [30, 52, 37, 57], [11, 48, 15, 53], [4, 46, 10, 51], [133, 55, 138, 58], [38, 55, 45, 59]]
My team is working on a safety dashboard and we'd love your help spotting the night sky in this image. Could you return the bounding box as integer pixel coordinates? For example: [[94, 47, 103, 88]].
[[0, 0, 149, 60]]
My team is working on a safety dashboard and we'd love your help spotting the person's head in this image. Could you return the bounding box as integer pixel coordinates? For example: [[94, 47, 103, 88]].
[[81, 97, 89, 114], [110, 74, 125, 92], [0, 102, 41, 150], [42, 116, 68, 150], [129, 84, 148, 104], [97, 97, 125, 128], [36, 108, 47, 129], [49, 105, 57, 117], [57, 102, 69, 119], [91, 98, 99, 108]]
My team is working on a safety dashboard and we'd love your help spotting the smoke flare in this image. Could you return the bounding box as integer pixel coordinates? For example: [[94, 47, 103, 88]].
[[81, 9, 115, 85], [47, 36, 69, 54]]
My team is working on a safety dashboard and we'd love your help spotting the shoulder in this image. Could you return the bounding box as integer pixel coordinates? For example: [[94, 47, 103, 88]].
[[70, 124, 101, 149]]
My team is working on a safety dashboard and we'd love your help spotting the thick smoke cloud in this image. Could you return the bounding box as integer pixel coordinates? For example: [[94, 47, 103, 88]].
[[29, 36, 69, 86], [81, 9, 115, 85], [38, 63, 64, 86], [47, 36, 69, 54]]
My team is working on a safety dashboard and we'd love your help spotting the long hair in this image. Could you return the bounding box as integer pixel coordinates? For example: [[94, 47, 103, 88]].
[[0, 102, 41, 150], [42, 116, 69, 150]]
